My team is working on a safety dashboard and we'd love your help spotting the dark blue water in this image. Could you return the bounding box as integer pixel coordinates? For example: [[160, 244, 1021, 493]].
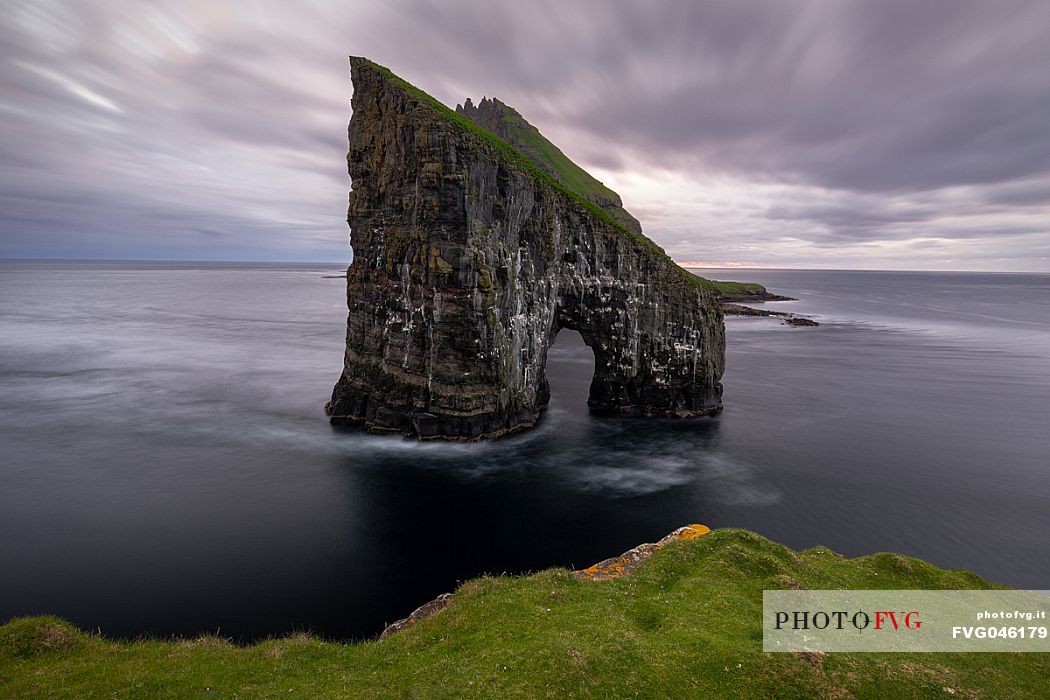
[[1, 262, 1048, 641]]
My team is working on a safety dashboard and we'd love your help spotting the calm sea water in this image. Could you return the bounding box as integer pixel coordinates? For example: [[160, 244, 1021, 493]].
[[1, 261, 1048, 641]]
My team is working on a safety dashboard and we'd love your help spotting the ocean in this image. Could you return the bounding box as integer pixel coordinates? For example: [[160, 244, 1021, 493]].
[[1, 261, 1048, 641]]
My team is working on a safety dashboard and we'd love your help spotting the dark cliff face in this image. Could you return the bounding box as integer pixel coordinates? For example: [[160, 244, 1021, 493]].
[[327, 57, 725, 440]]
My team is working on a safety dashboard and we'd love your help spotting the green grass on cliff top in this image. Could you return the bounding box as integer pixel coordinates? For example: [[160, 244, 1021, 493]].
[[359, 60, 633, 238], [494, 101, 621, 205], [686, 277, 767, 296], [358, 58, 761, 298], [4, 528, 1046, 699]]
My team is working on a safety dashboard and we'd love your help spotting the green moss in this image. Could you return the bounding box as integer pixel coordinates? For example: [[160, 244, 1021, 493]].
[[3, 529, 1045, 698]]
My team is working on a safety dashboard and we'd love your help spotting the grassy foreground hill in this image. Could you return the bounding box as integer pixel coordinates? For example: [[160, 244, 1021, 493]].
[[2, 529, 1047, 699]]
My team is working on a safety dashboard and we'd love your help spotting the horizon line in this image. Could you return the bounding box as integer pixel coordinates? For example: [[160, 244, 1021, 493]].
[[1, 256, 1047, 275]]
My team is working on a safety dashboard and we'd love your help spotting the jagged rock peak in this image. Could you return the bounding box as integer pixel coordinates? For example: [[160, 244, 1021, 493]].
[[328, 57, 725, 440]]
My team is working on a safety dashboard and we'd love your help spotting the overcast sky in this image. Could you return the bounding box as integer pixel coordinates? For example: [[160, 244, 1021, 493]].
[[2, 0, 1049, 270]]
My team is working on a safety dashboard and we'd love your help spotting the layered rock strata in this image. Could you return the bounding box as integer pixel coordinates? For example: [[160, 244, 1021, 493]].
[[327, 58, 725, 439]]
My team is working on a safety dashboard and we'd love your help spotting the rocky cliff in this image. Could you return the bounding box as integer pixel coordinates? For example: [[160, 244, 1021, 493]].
[[455, 96, 643, 235], [327, 57, 725, 440]]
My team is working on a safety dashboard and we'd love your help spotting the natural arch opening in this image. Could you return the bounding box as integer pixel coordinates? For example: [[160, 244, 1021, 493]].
[[543, 329, 596, 413]]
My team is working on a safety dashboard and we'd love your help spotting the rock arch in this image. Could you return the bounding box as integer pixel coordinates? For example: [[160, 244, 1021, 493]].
[[327, 58, 725, 440]]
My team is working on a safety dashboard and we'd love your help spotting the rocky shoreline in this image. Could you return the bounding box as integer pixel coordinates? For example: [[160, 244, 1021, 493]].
[[718, 291, 820, 327], [722, 302, 820, 326]]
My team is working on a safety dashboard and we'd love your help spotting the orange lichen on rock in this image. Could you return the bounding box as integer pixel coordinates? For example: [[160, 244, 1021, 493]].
[[574, 524, 712, 581], [661, 523, 712, 543]]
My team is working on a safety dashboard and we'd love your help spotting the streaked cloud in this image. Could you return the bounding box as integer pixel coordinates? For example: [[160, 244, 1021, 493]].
[[1, 0, 1048, 270]]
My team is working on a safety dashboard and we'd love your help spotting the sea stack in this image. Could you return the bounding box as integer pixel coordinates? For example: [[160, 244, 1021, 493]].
[[327, 57, 725, 440]]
